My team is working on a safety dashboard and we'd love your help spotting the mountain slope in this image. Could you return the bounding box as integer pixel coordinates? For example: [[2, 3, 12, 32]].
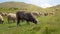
[[0, 2, 43, 12], [45, 5, 60, 12]]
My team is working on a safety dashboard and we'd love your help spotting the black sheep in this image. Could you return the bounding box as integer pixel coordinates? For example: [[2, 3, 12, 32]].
[[16, 11, 37, 26]]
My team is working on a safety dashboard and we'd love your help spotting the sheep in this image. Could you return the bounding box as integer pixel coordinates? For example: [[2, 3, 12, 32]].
[[0, 15, 4, 24], [7, 13, 16, 23], [31, 12, 39, 16], [44, 12, 48, 16], [0, 12, 7, 16], [16, 11, 37, 26], [39, 12, 44, 16], [49, 11, 55, 15], [43, 11, 48, 16]]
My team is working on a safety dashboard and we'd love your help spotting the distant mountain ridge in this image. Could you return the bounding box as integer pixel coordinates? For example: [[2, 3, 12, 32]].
[[45, 5, 60, 12], [0, 2, 43, 12]]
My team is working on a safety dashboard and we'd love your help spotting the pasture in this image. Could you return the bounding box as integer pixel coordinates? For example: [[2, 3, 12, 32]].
[[0, 10, 60, 34], [0, 1, 60, 34]]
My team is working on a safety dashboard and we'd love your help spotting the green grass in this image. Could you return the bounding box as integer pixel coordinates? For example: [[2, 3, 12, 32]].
[[0, 2, 60, 34], [0, 5, 60, 34], [0, 14, 60, 34]]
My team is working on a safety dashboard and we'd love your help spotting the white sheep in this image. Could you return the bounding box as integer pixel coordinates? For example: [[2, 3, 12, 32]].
[[7, 13, 16, 23], [0, 15, 4, 24]]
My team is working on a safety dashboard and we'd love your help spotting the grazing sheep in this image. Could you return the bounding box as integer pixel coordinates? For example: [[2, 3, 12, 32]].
[[7, 13, 16, 23], [31, 12, 40, 17], [0, 12, 2, 14], [49, 11, 55, 15], [0, 15, 4, 24], [44, 12, 48, 16], [4, 12, 7, 16], [16, 11, 37, 26], [43, 12, 48, 16], [39, 12, 44, 16], [0, 12, 7, 16]]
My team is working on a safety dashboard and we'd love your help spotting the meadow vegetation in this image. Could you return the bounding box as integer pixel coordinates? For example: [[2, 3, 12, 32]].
[[0, 2, 60, 34]]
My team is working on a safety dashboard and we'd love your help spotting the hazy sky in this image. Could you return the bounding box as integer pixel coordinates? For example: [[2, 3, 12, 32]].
[[0, 0, 60, 8]]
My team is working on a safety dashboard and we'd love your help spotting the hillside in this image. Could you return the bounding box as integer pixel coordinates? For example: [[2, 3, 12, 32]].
[[44, 5, 60, 12], [0, 2, 43, 12], [0, 2, 60, 34], [38, 5, 60, 34]]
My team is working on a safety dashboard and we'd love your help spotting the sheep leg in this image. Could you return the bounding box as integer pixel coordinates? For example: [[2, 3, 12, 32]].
[[1, 21, 4, 24], [26, 20, 30, 25], [13, 19, 15, 23], [8, 19, 9, 24], [17, 19, 20, 26], [0, 20, 2, 24], [8, 19, 11, 24]]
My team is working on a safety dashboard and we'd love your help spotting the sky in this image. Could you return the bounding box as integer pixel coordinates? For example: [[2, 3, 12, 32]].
[[0, 0, 60, 8]]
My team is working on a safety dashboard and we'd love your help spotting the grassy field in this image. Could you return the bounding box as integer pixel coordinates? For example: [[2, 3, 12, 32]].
[[0, 2, 60, 34], [0, 10, 60, 34]]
